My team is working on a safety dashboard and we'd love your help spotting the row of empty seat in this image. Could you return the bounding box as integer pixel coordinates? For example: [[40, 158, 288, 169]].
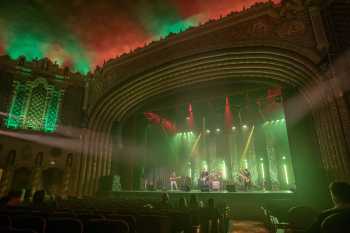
[[0, 200, 227, 233]]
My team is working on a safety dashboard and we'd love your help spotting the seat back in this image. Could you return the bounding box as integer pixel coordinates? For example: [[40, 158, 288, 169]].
[[0, 229, 37, 233], [137, 215, 170, 233], [46, 218, 83, 233], [0, 215, 11, 228], [322, 211, 350, 233], [77, 214, 104, 226], [85, 219, 129, 233], [12, 216, 46, 233], [287, 206, 316, 231], [107, 214, 136, 233]]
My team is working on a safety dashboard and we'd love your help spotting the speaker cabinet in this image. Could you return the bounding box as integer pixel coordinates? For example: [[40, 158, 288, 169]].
[[226, 184, 236, 192]]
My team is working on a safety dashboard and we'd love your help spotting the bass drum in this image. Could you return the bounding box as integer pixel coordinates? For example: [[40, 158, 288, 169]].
[[211, 180, 220, 191]]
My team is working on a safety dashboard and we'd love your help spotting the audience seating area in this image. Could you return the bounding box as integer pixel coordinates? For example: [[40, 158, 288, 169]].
[[2, 194, 349, 233], [0, 198, 229, 233]]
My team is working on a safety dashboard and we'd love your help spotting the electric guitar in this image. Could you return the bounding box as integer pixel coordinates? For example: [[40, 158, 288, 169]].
[[170, 176, 181, 181]]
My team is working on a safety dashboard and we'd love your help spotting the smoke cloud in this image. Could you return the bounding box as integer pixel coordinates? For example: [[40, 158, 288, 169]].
[[0, 0, 280, 73]]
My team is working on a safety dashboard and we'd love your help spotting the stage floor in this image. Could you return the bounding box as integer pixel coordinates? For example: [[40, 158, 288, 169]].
[[100, 190, 296, 219], [115, 189, 293, 194], [104, 189, 295, 219]]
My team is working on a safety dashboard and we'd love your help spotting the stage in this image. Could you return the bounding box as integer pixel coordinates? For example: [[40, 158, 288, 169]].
[[103, 190, 296, 220]]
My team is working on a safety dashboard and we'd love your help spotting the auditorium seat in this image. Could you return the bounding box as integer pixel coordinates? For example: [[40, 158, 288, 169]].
[[50, 211, 75, 218], [11, 216, 46, 233], [76, 214, 104, 226], [106, 214, 136, 233], [0, 215, 12, 228], [0, 228, 37, 233], [85, 219, 129, 233], [46, 218, 83, 233], [137, 215, 171, 233], [286, 206, 316, 233], [321, 211, 350, 233]]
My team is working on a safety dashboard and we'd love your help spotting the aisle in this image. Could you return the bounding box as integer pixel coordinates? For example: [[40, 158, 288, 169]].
[[228, 220, 270, 233]]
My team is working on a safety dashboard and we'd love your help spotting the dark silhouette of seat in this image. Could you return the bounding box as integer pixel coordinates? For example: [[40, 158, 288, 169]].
[[137, 215, 170, 233], [322, 211, 350, 233], [287, 206, 316, 233], [0, 229, 37, 233], [50, 211, 75, 218], [199, 208, 220, 233], [85, 219, 129, 233], [106, 214, 136, 233], [46, 218, 83, 233], [0, 215, 11, 228], [11, 216, 46, 233], [76, 214, 104, 226]]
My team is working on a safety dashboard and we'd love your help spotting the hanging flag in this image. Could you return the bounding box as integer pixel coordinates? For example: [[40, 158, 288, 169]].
[[144, 112, 177, 134]]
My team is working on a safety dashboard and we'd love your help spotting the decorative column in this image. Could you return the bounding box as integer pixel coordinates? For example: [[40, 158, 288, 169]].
[[0, 168, 13, 196], [313, 95, 350, 181], [62, 153, 73, 198], [283, 89, 331, 209], [31, 152, 44, 194], [309, 6, 329, 52], [0, 151, 16, 196]]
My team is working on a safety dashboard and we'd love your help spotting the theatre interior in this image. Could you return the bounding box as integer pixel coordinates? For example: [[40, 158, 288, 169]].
[[0, 0, 349, 233]]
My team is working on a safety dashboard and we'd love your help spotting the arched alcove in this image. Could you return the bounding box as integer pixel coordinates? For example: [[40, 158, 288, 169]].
[[12, 167, 32, 191], [42, 167, 64, 196]]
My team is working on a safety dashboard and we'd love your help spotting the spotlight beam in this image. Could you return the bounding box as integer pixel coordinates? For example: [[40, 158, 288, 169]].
[[240, 126, 255, 161], [190, 133, 202, 157]]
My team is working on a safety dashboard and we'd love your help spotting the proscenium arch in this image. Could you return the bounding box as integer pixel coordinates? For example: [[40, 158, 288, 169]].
[[80, 45, 322, 195]]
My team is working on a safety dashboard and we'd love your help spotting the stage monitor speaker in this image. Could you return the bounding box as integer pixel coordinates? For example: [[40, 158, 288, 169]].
[[99, 175, 121, 192], [226, 184, 236, 192], [200, 185, 210, 192]]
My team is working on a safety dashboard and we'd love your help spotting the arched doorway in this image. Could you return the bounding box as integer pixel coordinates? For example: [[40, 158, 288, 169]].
[[42, 167, 64, 197], [12, 167, 32, 191]]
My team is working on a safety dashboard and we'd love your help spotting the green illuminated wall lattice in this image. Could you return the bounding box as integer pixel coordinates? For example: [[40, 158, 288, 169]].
[[6, 78, 63, 132]]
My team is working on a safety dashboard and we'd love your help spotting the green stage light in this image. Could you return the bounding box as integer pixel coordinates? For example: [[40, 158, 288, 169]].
[[261, 162, 265, 180], [216, 128, 221, 133], [232, 126, 236, 131], [282, 156, 286, 160], [260, 157, 264, 161], [221, 160, 227, 180], [283, 164, 289, 185], [242, 124, 248, 129], [206, 129, 211, 134], [244, 159, 248, 169], [201, 161, 208, 171]]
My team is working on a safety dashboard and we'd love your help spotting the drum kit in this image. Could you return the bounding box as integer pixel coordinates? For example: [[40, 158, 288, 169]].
[[198, 171, 223, 191]]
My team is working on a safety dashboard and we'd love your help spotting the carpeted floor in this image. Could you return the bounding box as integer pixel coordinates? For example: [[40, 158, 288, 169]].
[[229, 220, 270, 233]]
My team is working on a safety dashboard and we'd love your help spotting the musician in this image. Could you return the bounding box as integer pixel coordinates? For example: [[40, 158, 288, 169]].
[[202, 171, 209, 185], [239, 168, 252, 191], [182, 176, 192, 192], [199, 170, 210, 192], [170, 171, 179, 191]]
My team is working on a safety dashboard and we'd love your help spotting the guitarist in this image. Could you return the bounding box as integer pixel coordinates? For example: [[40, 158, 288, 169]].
[[239, 168, 251, 191], [170, 171, 180, 191]]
